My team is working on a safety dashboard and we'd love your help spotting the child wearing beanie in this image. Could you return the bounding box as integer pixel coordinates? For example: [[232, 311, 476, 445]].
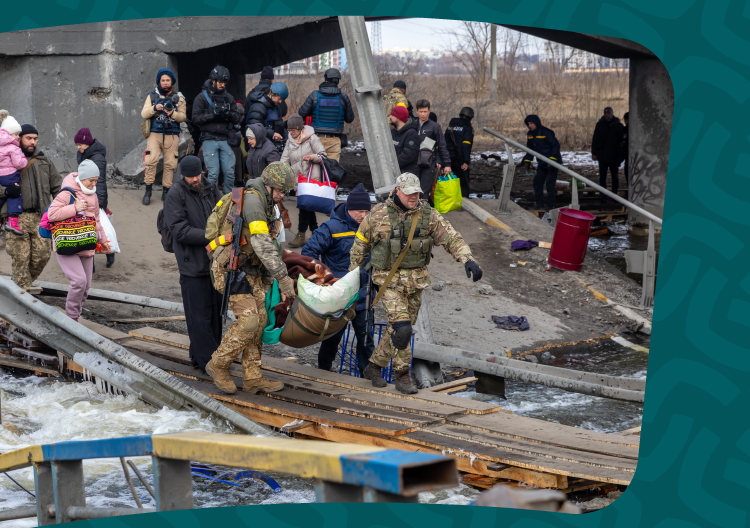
[[0, 110, 28, 236]]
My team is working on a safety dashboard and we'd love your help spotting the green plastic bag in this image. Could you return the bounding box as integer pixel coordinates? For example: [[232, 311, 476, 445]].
[[262, 280, 284, 345], [433, 172, 463, 214]]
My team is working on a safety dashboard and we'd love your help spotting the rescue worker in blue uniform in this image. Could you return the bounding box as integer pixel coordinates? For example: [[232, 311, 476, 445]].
[[445, 107, 475, 198], [518, 115, 562, 211], [301, 183, 374, 376], [298, 68, 355, 162]]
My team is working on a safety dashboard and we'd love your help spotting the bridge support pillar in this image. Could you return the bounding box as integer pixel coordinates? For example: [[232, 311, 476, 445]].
[[51, 460, 85, 524], [33, 462, 55, 526], [153, 457, 193, 511], [475, 372, 506, 399]]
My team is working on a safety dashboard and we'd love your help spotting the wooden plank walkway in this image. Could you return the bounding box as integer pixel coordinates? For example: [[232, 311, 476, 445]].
[[0, 321, 640, 489]]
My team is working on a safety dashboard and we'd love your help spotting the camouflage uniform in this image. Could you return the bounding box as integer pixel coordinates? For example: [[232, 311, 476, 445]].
[[383, 88, 408, 129], [349, 189, 474, 371], [210, 163, 293, 383], [6, 212, 52, 290]]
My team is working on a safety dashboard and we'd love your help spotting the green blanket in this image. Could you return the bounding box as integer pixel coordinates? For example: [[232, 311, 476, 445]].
[[262, 280, 284, 344]]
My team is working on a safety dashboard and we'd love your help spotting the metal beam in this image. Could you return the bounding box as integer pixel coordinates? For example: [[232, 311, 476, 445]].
[[338, 16, 399, 198]]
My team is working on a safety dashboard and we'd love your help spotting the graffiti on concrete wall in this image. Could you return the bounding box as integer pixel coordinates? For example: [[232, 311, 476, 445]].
[[629, 151, 664, 207]]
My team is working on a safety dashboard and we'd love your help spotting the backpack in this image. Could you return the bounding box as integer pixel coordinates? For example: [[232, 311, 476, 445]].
[[157, 186, 186, 253], [38, 186, 78, 239]]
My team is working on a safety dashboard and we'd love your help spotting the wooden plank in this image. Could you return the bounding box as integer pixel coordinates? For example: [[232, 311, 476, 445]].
[[283, 357, 299, 362], [0, 355, 61, 376], [450, 413, 640, 458], [128, 327, 190, 349], [261, 356, 503, 415], [121, 337, 466, 418], [399, 430, 633, 485], [280, 420, 314, 434], [132, 351, 419, 436], [109, 316, 186, 324], [423, 424, 638, 472], [424, 377, 477, 392], [437, 385, 467, 394], [619, 426, 641, 436], [10, 348, 59, 366]]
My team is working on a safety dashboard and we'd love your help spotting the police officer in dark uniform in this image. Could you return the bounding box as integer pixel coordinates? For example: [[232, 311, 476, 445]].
[[445, 107, 475, 197], [298, 68, 355, 162]]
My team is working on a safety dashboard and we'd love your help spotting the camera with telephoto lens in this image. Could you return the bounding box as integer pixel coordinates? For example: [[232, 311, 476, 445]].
[[214, 102, 231, 118], [162, 94, 180, 112]]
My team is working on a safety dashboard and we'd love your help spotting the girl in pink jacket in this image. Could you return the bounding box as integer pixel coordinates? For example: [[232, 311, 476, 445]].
[[48, 160, 110, 321], [0, 111, 28, 236]]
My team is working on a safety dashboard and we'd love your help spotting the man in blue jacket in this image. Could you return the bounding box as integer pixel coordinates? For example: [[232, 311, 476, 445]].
[[518, 115, 562, 211], [302, 184, 374, 375]]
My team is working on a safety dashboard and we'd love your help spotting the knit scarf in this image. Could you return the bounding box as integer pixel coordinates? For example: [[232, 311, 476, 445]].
[[75, 176, 96, 195]]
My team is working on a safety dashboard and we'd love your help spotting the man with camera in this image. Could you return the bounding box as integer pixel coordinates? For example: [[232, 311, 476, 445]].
[[192, 65, 241, 195], [140, 68, 187, 205]]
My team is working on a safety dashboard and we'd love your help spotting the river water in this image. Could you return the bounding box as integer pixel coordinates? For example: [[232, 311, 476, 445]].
[[0, 371, 477, 525]]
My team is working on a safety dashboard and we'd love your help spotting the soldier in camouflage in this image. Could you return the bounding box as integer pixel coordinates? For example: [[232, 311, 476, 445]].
[[349, 173, 483, 394], [383, 81, 411, 129], [206, 162, 296, 395]]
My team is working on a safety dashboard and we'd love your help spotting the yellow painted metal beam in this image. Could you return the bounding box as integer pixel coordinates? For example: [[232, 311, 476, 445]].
[[0, 445, 43, 472], [151, 432, 385, 481]]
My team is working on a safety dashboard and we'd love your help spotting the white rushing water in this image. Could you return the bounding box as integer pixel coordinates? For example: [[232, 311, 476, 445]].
[[0, 371, 477, 525]]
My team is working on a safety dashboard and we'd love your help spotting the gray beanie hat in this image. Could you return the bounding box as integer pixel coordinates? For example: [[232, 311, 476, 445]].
[[77, 159, 99, 181], [246, 127, 255, 139]]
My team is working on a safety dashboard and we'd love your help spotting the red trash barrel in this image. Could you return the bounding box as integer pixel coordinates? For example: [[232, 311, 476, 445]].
[[548, 208, 597, 271]]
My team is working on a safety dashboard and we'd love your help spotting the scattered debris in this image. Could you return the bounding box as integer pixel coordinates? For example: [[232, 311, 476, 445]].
[[432, 281, 445, 291], [455, 307, 462, 311], [562, 308, 570, 315], [525, 355, 539, 364], [477, 284, 496, 296], [540, 351, 556, 365], [491, 315, 530, 331], [511, 240, 539, 252]]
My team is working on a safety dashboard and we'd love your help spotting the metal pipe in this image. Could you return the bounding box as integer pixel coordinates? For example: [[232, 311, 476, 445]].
[[413, 343, 644, 402], [127, 460, 156, 500], [482, 127, 663, 225], [0, 506, 37, 521], [0, 279, 271, 436], [121, 458, 144, 508]]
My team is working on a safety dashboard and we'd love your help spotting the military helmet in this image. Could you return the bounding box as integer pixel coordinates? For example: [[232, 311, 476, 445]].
[[261, 162, 295, 194], [459, 107, 475, 120], [324, 68, 341, 82], [209, 65, 230, 82]]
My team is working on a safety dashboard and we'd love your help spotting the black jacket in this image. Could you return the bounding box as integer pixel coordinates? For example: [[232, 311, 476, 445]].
[[391, 120, 420, 175], [245, 90, 285, 142], [297, 82, 355, 135], [191, 80, 241, 142], [164, 177, 222, 277], [522, 115, 562, 169], [76, 139, 108, 210], [245, 123, 281, 180], [592, 115, 625, 164], [445, 117, 474, 165], [245, 80, 288, 123], [416, 119, 451, 168], [620, 124, 628, 165]]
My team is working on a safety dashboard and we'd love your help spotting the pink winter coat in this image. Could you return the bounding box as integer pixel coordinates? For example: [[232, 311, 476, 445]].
[[47, 173, 104, 257], [0, 129, 28, 177]]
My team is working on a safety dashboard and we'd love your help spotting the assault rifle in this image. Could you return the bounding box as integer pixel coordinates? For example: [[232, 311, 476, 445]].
[[220, 187, 245, 324], [364, 263, 374, 338]]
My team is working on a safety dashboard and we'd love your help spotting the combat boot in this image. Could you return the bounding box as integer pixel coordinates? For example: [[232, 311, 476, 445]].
[[288, 231, 306, 247], [162, 186, 170, 201], [363, 362, 387, 388], [142, 185, 152, 206], [206, 359, 237, 394], [395, 368, 418, 394], [242, 377, 284, 394]]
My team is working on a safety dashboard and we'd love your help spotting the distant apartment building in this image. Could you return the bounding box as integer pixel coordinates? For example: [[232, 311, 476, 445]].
[[541, 42, 629, 72], [274, 48, 346, 76]]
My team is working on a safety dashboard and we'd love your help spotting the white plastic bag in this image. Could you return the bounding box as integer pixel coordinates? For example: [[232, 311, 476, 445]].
[[297, 267, 360, 314], [99, 208, 120, 253], [274, 205, 285, 243]]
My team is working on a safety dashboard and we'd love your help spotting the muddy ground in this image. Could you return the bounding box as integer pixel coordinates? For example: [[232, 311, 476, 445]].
[[0, 173, 648, 373]]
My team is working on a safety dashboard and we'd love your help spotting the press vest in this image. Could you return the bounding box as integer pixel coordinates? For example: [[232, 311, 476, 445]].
[[369, 203, 433, 270], [149, 91, 182, 135], [311, 92, 345, 130]]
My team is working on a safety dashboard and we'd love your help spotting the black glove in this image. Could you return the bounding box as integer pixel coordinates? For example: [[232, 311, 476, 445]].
[[4, 185, 21, 199], [465, 260, 482, 282]]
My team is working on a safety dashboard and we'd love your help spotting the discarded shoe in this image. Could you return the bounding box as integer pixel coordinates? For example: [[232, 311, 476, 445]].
[[288, 231, 306, 248], [206, 359, 237, 394], [395, 368, 418, 394], [363, 362, 387, 388], [242, 377, 284, 394]]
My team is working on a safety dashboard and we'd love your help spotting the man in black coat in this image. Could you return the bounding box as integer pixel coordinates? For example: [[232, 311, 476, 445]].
[[389, 106, 419, 175], [164, 156, 223, 372], [191, 65, 241, 196], [518, 115, 562, 211], [414, 99, 451, 200], [297, 68, 355, 162], [244, 66, 288, 130], [591, 107, 625, 200], [620, 111, 629, 185], [445, 107, 475, 197]]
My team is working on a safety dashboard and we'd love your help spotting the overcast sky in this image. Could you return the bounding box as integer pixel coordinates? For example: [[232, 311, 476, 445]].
[[367, 18, 546, 53]]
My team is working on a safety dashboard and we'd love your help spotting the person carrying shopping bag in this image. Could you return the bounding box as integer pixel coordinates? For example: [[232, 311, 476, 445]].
[[46, 159, 110, 321]]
